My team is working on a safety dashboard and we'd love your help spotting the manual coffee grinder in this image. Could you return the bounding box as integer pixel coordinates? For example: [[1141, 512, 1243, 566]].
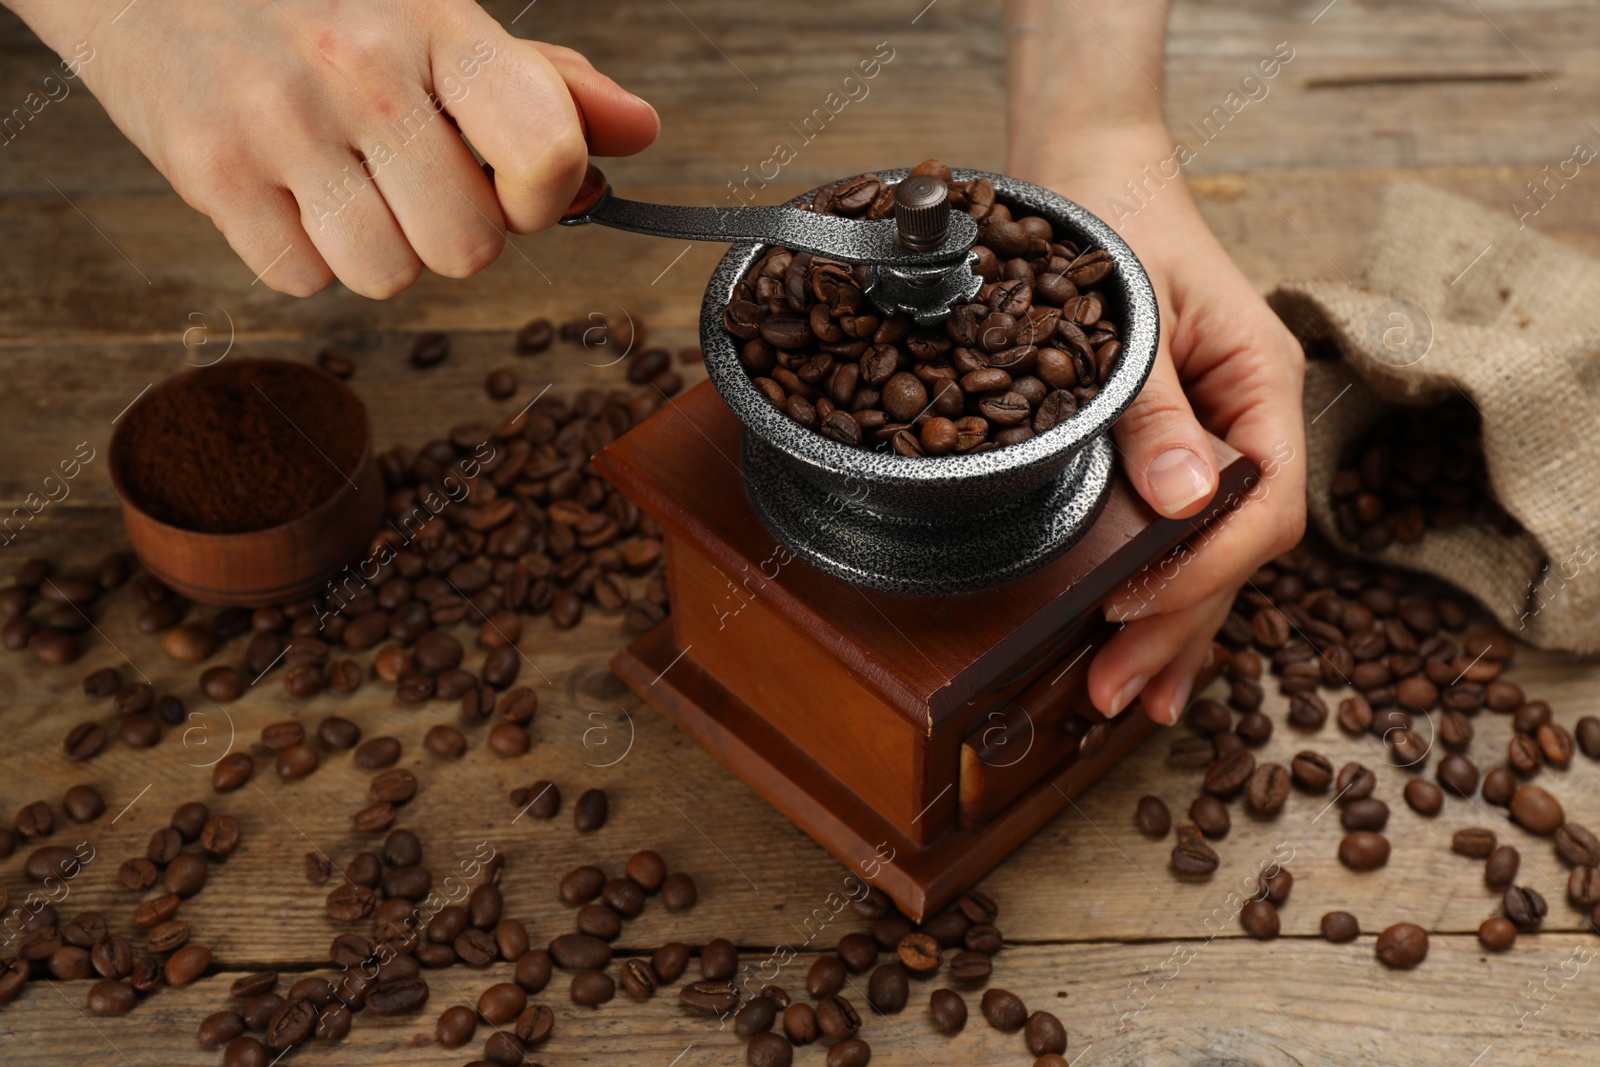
[[564, 165, 1255, 920]]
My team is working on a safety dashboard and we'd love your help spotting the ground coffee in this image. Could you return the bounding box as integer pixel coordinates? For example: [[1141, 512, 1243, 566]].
[[114, 359, 365, 533]]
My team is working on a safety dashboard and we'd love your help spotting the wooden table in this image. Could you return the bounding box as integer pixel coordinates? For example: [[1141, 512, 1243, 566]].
[[3, 1, 1598, 1063]]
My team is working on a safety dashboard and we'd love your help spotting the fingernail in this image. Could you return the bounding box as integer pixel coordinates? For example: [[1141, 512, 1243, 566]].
[[1162, 672, 1196, 726], [1145, 447, 1215, 516], [1109, 672, 1151, 717], [1104, 594, 1156, 623]]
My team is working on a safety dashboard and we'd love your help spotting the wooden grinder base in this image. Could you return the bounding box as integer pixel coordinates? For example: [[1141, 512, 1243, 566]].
[[595, 381, 1255, 920]]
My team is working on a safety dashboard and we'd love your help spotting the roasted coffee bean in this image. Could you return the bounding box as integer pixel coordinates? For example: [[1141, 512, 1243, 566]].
[[1169, 735, 1216, 767], [1433, 753, 1477, 797], [201, 666, 244, 702], [1239, 898, 1280, 940], [964, 923, 1002, 955], [549, 933, 611, 971], [1025, 1010, 1069, 1056], [749, 1031, 793, 1067], [1503, 885, 1548, 930], [410, 332, 449, 367], [1402, 779, 1443, 816], [211, 752, 253, 793], [1577, 716, 1600, 759], [1172, 824, 1219, 875], [62, 784, 105, 824], [616, 957, 657, 1000], [679, 979, 739, 1015], [478, 982, 528, 1025], [808, 954, 847, 997], [1569, 864, 1600, 908], [602, 877, 645, 919], [1340, 798, 1390, 833], [1336, 762, 1376, 803], [701, 937, 738, 981], [514, 1001, 554, 1045], [1135, 795, 1171, 837], [866, 962, 909, 1014], [837, 932, 878, 973], [947, 950, 991, 982], [1376, 923, 1428, 968], [366, 977, 430, 1015], [1479, 916, 1518, 951], [482, 1030, 526, 1065], [816, 994, 862, 1039], [980, 988, 1027, 1032], [1246, 763, 1291, 815], [662, 871, 697, 911], [897, 933, 941, 974], [454, 928, 498, 967], [1511, 785, 1564, 834], [198, 1009, 247, 1048], [513, 949, 553, 994], [1556, 821, 1600, 867], [1339, 832, 1390, 871], [1321, 911, 1360, 943], [370, 768, 417, 804], [165, 853, 209, 897], [827, 1039, 872, 1067], [165, 943, 211, 985], [783, 1001, 821, 1044], [930, 987, 967, 1033], [1485, 845, 1521, 887], [1538, 722, 1576, 765], [1453, 827, 1498, 858], [735, 994, 778, 1036], [1290, 750, 1334, 792], [1203, 749, 1255, 797], [435, 1004, 478, 1048], [87, 978, 136, 1014], [1189, 796, 1230, 839], [318, 715, 360, 749], [354, 735, 401, 770], [574, 788, 608, 832]]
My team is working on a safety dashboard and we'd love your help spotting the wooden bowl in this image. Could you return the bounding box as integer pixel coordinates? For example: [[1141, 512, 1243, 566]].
[[108, 360, 385, 607]]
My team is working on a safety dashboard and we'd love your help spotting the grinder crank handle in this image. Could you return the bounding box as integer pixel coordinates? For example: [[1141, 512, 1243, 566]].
[[557, 164, 978, 268]]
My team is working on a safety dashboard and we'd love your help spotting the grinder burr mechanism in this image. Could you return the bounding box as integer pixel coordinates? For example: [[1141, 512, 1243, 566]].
[[563, 164, 1161, 595]]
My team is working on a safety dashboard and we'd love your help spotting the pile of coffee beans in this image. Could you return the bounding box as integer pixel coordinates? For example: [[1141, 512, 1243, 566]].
[[1329, 398, 1522, 552], [725, 159, 1122, 456], [0, 323, 682, 772], [4, 795, 235, 1015], [1149, 538, 1600, 966]]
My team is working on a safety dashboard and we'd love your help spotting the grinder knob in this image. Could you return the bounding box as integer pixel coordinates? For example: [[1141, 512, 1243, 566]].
[[893, 175, 951, 251]]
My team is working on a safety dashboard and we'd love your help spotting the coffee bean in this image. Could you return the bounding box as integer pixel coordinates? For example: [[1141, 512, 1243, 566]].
[[1479, 916, 1517, 950], [1246, 763, 1290, 815], [1436, 753, 1479, 796], [827, 1039, 872, 1067], [808, 955, 847, 996], [1239, 898, 1280, 940], [1169, 736, 1216, 767], [624, 849, 667, 893], [896, 933, 941, 975], [1203, 749, 1255, 797], [980, 987, 1027, 1032], [367, 977, 430, 1015], [370, 768, 417, 804], [211, 752, 254, 793], [1556, 821, 1600, 867], [1504, 885, 1548, 929], [1403, 779, 1444, 816], [784, 1001, 821, 1043], [1025, 1010, 1068, 1056], [1482, 844, 1521, 888], [1510, 785, 1564, 834], [1341, 798, 1390, 832], [165, 943, 211, 986], [574, 788, 608, 832], [748, 1031, 793, 1067], [601, 877, 644, 919], [1335, 762, 1376, 804], [1321, 911, 1360, 943], [559, 864, 605, 905], [354, 735, 401, 769], [735, 994, 777, 1036], [86, 978, 136, 1014], [478, 982, 527, 1025], [198, 1009, 246, 1048], [930, 987, 967, 1033], [679, 979, 738, 1015], [513, 949, 552, 994], [816, 994, 861, 1039], [1135, 795, 1170, 837], [1258, 865, 1294, 905], [864, 962, 909, 1014], [947, 949, 992, 982], [410, 332, 449, 368], [1577, 716, 1600, 759], [1338, 832, 1390, 871], [1185, 796, 1228, 840], [702, 937, 738, 981], [1375, 923, 1428, 968], [653, 942, 690, 984], [1171, 823, 1219, 875], [1568, 865, 1600, 908], [662, 871, 697, 911], [1481, 766, 1517, 806], [549, 933, 611, 971], [837, 932, 878, 974]]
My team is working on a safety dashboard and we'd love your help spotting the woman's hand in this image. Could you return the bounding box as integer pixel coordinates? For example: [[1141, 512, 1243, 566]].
[[1036, 126, 1306, 726], [7, 0, 658, 297]]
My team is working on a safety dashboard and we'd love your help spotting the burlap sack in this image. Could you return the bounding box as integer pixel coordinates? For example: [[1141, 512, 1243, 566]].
[[1267, 180, 1600, 653]]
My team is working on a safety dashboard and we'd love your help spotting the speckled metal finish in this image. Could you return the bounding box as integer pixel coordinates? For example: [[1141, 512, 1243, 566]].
[[698, 167, 1160, 595]]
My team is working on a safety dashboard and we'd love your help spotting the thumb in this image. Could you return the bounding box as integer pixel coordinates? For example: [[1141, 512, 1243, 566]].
[[531, 43, 659, 157], [1112, 351, 1218, 520]]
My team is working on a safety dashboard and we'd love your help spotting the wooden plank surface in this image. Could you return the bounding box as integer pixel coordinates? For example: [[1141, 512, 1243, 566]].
[[2, 0, 1599, 1063]]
